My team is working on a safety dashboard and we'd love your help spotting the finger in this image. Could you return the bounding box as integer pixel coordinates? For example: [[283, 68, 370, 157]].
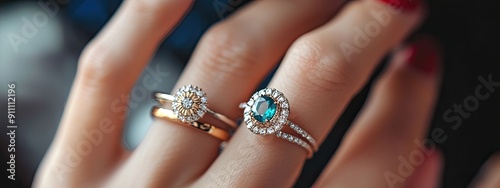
[[120, 0, 341, 186], [406, 151, 443, 188], [35, 0, 193, 185], [470, 152, 500, 188], [202, 0, 425, 187], [315, 36, 442, 187]]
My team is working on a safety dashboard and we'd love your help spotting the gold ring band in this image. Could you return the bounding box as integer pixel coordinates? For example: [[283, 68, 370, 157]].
[[152, 106, 230, 141]]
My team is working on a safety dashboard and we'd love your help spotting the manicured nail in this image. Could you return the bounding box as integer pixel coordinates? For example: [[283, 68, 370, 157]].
[[406, 37, 440, 74], [379, 0, 421, 11]]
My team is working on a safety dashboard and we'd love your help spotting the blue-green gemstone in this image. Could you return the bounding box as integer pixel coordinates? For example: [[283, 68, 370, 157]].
[[252, 96, 276, 122]]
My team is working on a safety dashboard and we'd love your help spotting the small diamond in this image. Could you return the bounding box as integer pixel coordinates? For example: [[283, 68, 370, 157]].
[[247, 100, 254, 106], [265, 88, 272, 95], [197, 90, 204, 96], [274, 125, 281, 130], [244, 114, 251, 120], [201, 96, 208, 103], [267, 127, 275, 134], [259, 129, 266, 134], [288, 136, 293, 141], [252, 94, 259, 100], [276, 132, 282, 137], [272, 91, 279, 98], [294, 138, 299, 143], [197, 110, 204, 117], [246, 122, 253, 129], [283, 134, 288, 139], [187, 116, 193, 122], [182, 98, 194, 109], [282, 109, 289, 115], [179, 116, 185, 122], [252, 127, 259, 133], [282, 102, 289, 108], [278, 97, 285, 102], [279, 117, 286, 123], [290, 124, 296, 129], [259, 90, 265, 96]]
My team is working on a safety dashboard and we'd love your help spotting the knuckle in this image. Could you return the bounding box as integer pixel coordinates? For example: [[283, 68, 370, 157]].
[[128, 1, 162, 16], [77, 42, 122, 87], [129, 0, 190, 15], [196, 24, 259, 77], [287, 36, 356, 92]]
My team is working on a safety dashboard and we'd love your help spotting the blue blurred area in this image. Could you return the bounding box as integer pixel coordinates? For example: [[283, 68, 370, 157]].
[[64, 0, 226, 60], [69, 0, 112, 33]]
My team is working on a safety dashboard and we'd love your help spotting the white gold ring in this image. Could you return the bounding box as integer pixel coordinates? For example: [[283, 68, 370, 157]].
[[240, 88, 318, 158]]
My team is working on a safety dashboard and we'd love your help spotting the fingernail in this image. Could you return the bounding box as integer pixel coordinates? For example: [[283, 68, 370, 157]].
[[406, 37, 440, 74], [379, 0, 421, 11]]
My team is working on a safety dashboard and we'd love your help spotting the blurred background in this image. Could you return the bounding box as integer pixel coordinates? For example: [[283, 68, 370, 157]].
[[0, 0, 499, 187]]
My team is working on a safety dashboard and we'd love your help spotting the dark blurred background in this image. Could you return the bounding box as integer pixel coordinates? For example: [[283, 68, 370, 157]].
[[0, 0, 499, 187]]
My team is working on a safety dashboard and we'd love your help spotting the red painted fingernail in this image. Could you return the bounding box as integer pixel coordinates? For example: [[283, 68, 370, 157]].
[[379, 0, 421, 11], [406, 37, 440, 74]]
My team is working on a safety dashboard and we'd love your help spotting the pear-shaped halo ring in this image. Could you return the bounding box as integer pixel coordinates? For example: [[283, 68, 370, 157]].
[[240, 88, 318, 158]]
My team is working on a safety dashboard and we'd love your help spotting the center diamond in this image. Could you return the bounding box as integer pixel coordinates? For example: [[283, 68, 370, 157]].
[[252, 96, 276, 122], [182, 98, 194, 109]]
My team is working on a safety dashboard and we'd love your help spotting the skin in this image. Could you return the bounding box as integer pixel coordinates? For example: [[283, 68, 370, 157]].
[[33, 0, 497, 187]]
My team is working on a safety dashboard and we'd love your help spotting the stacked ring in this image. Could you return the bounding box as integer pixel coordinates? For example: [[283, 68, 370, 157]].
[[240, 88, 318, 158], [151, 85, 236, 141], [152, 106, 230, 141]]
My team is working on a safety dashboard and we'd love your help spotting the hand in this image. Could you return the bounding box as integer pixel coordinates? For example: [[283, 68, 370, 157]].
[[33, 0, 444, 187], [471, 153, 500, 188]]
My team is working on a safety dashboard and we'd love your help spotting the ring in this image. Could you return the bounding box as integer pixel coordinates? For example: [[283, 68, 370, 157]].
[[152, 106, 230, 141], [154, 85, 237, 129], [240, 88, 318, 158]]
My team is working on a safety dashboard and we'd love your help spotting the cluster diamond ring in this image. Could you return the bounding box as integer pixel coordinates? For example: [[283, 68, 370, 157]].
[[240, 88, 318, 158], [155, 85, 237, 129]]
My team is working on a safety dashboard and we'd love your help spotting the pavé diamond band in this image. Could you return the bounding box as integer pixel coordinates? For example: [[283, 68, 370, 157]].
[[240, 88, 318, 158]]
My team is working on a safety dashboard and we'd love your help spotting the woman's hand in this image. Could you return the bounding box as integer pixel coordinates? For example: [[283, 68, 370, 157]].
[[33, 0, 448, 187]]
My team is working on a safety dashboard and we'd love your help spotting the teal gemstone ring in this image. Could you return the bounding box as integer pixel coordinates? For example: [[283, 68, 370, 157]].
[[240, 88, 318, 158]]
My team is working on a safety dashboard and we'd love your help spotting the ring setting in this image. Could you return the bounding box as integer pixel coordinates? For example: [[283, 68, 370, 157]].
[[243, 88, 289, 135], [172, 85, 208, 123], [242, 88, 317, 158]]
